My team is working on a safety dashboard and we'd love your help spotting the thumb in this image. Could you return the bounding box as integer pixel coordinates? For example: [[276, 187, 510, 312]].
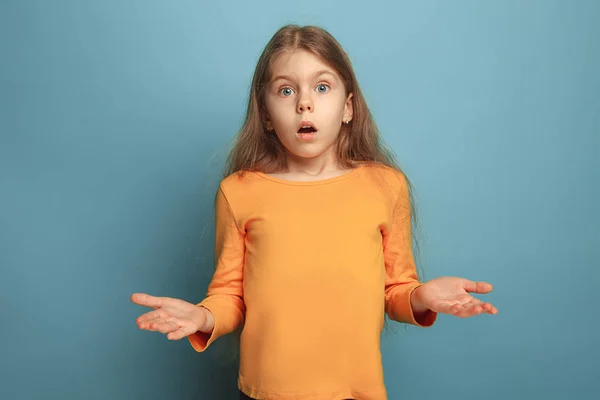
[[462, 279, 494, 294]]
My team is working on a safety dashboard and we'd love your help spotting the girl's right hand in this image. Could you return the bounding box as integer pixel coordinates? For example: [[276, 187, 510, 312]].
[[130, 293, 214, 340]]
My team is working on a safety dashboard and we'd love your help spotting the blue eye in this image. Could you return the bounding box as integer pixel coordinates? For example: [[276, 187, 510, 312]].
[[280, 87, 294, 96], [316, 84, 329, 93]]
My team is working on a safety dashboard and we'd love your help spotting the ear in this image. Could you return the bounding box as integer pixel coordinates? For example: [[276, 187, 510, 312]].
[[343, 92, 354, 123], [262, 112, 273, 131]]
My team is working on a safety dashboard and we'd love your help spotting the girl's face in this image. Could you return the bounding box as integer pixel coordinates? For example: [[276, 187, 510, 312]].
[[264, 49, 353, 164]]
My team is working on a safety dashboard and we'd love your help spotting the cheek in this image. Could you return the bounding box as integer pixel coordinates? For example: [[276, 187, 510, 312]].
[[266, 100, 292, 124], [319, 94, 346, 113]]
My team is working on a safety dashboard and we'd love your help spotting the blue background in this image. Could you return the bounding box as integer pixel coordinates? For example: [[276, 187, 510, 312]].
[[1, 1, 598, 399]]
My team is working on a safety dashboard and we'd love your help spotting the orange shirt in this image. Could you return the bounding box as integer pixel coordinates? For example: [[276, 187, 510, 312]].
[[188, 162, 437, 400]]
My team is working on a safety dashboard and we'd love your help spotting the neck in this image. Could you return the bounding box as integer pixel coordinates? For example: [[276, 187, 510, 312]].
[[284, 149, 341, 176]]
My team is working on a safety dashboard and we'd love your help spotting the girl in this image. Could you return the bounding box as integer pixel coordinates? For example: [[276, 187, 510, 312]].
[[131, 24, 498, 400]]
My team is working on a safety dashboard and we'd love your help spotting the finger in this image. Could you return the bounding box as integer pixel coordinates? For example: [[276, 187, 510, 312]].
[[167, 323, 199, 341], [453, 303, 484, 318], [137, 316, 163, 330], [148, 320, 180, 334], [450, 303, 464, 314], [456, 301, 501, 318], [462, 280, 494, 294], [450, 299, 484, 316], [461, 297, 499, 315], [465, 297, 486, 308], [482, 303, 498, 314], [136, 309, 167, 324], [130, 293, 164, 309], [474, 301, 496, 313], [138, 315, 181, 330], [432, 301, 462, 315]]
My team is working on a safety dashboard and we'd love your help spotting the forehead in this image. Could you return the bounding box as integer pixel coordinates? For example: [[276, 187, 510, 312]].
[[269, 49, 339, 81]]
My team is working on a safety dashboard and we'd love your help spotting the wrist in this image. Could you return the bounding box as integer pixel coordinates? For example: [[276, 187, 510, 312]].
[[197, 306, 215, 333], [410, 286, 429, 314]]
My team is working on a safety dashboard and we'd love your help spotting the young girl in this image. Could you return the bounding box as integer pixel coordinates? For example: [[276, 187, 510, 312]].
[[131, 24, 498, 400]]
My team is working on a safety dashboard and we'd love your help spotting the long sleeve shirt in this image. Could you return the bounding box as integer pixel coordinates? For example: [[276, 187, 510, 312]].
[[188, 162, 437, 400]]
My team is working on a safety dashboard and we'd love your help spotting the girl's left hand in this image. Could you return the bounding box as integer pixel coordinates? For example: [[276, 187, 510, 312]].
[[412, 276, 498, 318]]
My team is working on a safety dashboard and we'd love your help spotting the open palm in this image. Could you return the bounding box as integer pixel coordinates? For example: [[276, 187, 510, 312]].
[[130, 293, 211, 340], [415, 277, 498, 318]]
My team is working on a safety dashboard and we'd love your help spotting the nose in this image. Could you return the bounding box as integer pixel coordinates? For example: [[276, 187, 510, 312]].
[[296, 94, 313, 113]]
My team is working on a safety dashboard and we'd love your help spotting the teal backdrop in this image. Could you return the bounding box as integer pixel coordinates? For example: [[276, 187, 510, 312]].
[[1, 1, 598, 399]]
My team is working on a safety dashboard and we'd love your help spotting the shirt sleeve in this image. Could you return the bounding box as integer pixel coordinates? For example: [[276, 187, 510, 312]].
[[188, 184, 246, 351], [383, 173, 437, 327]]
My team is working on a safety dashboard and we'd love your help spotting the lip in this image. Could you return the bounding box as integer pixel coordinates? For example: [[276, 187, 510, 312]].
[[297, 120, 318, 132], [296, 131, 317, 141]]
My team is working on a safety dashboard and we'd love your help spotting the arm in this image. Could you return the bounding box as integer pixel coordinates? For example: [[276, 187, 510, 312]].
[[188, 184, 246, 351], [383, 173, 437, 327]]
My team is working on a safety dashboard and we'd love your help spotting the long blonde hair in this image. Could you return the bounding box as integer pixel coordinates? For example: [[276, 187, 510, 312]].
[[225, 25, 402, 175], [212, 24, 426, 363], [223, 23, 422, 273]]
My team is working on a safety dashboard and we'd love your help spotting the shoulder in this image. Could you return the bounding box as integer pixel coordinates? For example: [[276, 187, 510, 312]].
[[216, 170, 263, 199], [220, 170, 256, 186], [360, 162, 408, 190]]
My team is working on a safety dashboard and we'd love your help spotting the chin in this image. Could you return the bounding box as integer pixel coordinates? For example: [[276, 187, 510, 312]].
[[287, 147, 331, 160], [280, 134, 337, 160]]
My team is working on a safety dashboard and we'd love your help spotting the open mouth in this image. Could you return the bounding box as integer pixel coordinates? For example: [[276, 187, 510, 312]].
[[298, 126, 317, 134], [297, 121, 318, 140]]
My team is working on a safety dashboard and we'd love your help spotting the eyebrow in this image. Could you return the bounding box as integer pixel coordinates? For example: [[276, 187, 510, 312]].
[[270, 70, 337, 84]]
